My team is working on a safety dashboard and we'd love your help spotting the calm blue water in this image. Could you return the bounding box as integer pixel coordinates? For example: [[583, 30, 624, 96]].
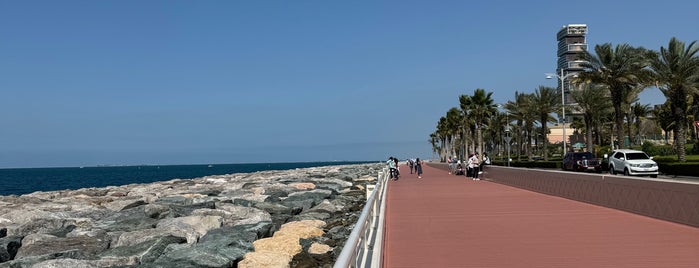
[[0, 161, 373, 196]]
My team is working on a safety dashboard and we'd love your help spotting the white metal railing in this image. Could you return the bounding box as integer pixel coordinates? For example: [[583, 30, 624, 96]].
[[334, 167, 390, 268]]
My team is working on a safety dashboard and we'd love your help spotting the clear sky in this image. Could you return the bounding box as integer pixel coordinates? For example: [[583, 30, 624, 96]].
[[1, 1, 697, 168]]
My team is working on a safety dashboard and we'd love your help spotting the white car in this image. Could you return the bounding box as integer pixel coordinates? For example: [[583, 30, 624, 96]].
[[606, 149, 659, 178]]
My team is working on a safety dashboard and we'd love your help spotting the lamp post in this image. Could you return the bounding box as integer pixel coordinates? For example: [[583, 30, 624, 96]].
[[546, 69, 577, 155], [505, 129, 511, 167], [498, 104, 511, 167]]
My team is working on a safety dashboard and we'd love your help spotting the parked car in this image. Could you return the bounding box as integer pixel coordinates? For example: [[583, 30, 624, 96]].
[[606, 149, 658, 178], [562, 152, 602, 172]]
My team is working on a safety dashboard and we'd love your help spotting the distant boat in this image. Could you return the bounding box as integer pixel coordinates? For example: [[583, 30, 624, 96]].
[[208, 165, 213, 168]]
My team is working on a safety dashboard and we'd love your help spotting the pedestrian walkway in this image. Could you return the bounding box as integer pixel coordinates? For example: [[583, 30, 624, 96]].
[[382, 163, 699, 267]]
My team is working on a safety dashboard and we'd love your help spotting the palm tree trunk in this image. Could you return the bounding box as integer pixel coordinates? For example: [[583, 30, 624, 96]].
[[477, 125, 483, 154], [585, 116, 594, 154], [614, 105, 625, 149], [626, 113, 633, 147], [676, 123, 687, 162], [542, 116, 549, 161]]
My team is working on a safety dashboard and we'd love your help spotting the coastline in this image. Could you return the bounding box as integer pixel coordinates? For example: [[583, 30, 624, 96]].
[[0, 161, 377, 197], [0, 162, 383, 267]]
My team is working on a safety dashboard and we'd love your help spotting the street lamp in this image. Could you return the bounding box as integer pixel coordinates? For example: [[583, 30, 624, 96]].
[[545, 69, 578, 154], [498, 104, 511, 166]]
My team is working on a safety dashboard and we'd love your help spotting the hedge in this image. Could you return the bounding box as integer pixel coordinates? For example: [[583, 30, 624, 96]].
[[492, 160, 561, 169], [658, 162, 699, 176]]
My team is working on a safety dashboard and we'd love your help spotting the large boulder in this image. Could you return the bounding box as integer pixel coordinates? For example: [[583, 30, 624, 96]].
[[0, 235, 21, 262], [152, 240, 247, 268], [99, 235, 186, 265], [14, 233, 110, 259], [115, 215, 222, 247], [191, 204, 271, 227], [238, 251, 292, 268]]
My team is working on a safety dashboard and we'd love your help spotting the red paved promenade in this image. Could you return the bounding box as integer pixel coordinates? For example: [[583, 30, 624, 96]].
[[382, 163, 699, 267]]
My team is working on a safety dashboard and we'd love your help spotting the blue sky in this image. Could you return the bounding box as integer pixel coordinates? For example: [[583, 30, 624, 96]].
[[1, 1, 697, 168]]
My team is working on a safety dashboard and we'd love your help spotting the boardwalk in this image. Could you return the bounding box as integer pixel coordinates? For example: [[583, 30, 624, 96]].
[[382, 164, 699, 267]]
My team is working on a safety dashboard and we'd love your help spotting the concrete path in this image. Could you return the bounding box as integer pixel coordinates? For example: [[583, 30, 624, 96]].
[[382, 163, 699, 267]]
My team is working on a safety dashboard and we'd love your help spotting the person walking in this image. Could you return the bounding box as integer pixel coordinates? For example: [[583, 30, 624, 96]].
[[408, 159, 414, 174], [393, 157, 400, 179], [447, 156, 454, 175], [387, 157, 398, 181], [480, 153, 490, 175], [415, 158, 423, 179], [470, 153, 481, 180]]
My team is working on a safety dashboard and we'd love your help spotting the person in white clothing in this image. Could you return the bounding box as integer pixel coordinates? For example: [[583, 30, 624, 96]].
[[470, 153, 481, 180]]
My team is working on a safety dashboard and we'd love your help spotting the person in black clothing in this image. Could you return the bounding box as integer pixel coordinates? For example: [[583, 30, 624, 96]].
[[391, 157, 400, 180], [415, 158, 423, 179]]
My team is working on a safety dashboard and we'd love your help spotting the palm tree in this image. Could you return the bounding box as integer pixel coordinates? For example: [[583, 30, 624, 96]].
[[506, 91, 536, 160], [623, 91, 643, 145], [472, 89, 497, 154], [490, 111, 509, 156], [630, 102, 652, 144], [436, 117, 449, 161], [577, 43, 653, 149], [445, 107, 463, 157], [531, 86, 560, 160], [652, 102, 675, 144], [571, 83, 611, 154], [429, 132, 440, 160], [649, 37, 699, 162]]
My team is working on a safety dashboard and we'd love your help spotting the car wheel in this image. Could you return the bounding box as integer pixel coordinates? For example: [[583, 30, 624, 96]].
[[624, 168, 630, 176], [650, 175, 657, 178], [609, 165, 615, 175]]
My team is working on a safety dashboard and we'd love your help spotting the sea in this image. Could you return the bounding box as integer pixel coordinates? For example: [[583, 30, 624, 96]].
[[0, 161, 374, 196]]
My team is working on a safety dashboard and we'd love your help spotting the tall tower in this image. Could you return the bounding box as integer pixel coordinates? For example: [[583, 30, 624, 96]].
[[556, 24, 587, 107]]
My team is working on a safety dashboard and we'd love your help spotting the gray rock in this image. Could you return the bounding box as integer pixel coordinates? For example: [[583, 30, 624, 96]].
[[262, 191, 288, 203], [143, 204, 170, 219], [281, 199, 316, 212], [199, 222, 271, 247], [291, 211, 331, 222], [96, 207, 159, 233], [103, 198, 147, 212], [25, 257, 135, 268], [100, 235, 186, 264], [14, 233, 110, 259], [153, 196, 190, 206], [0, 250, 84, 268], [14, 218, 73, 237], [0, 236, 21, 262], [192, 205, 271, 227], [251, 201, 294, 215], [168, 201, 216, 217], [72, 188, 111, 197], [285, 189, 332, 204], [153, 242, 245, 268]]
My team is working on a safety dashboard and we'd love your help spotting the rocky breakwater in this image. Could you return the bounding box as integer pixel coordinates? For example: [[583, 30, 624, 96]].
[[0, 163, 383, 268]]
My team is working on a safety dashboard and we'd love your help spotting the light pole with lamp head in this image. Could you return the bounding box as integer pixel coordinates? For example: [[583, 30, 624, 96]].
[[545, 69, 577, 155], [497, 104, 511, 166]]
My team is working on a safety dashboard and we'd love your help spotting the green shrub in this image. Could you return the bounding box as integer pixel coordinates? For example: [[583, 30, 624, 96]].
[[652, 156, 676, 163], [510, 161, 560, 169], [596, 145, 611, 158], [641, 141, 676, 157], [658, 162, 699, 176]]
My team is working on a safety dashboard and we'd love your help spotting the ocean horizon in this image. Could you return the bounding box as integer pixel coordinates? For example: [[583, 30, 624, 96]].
[[0, 161, 376, 196]]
